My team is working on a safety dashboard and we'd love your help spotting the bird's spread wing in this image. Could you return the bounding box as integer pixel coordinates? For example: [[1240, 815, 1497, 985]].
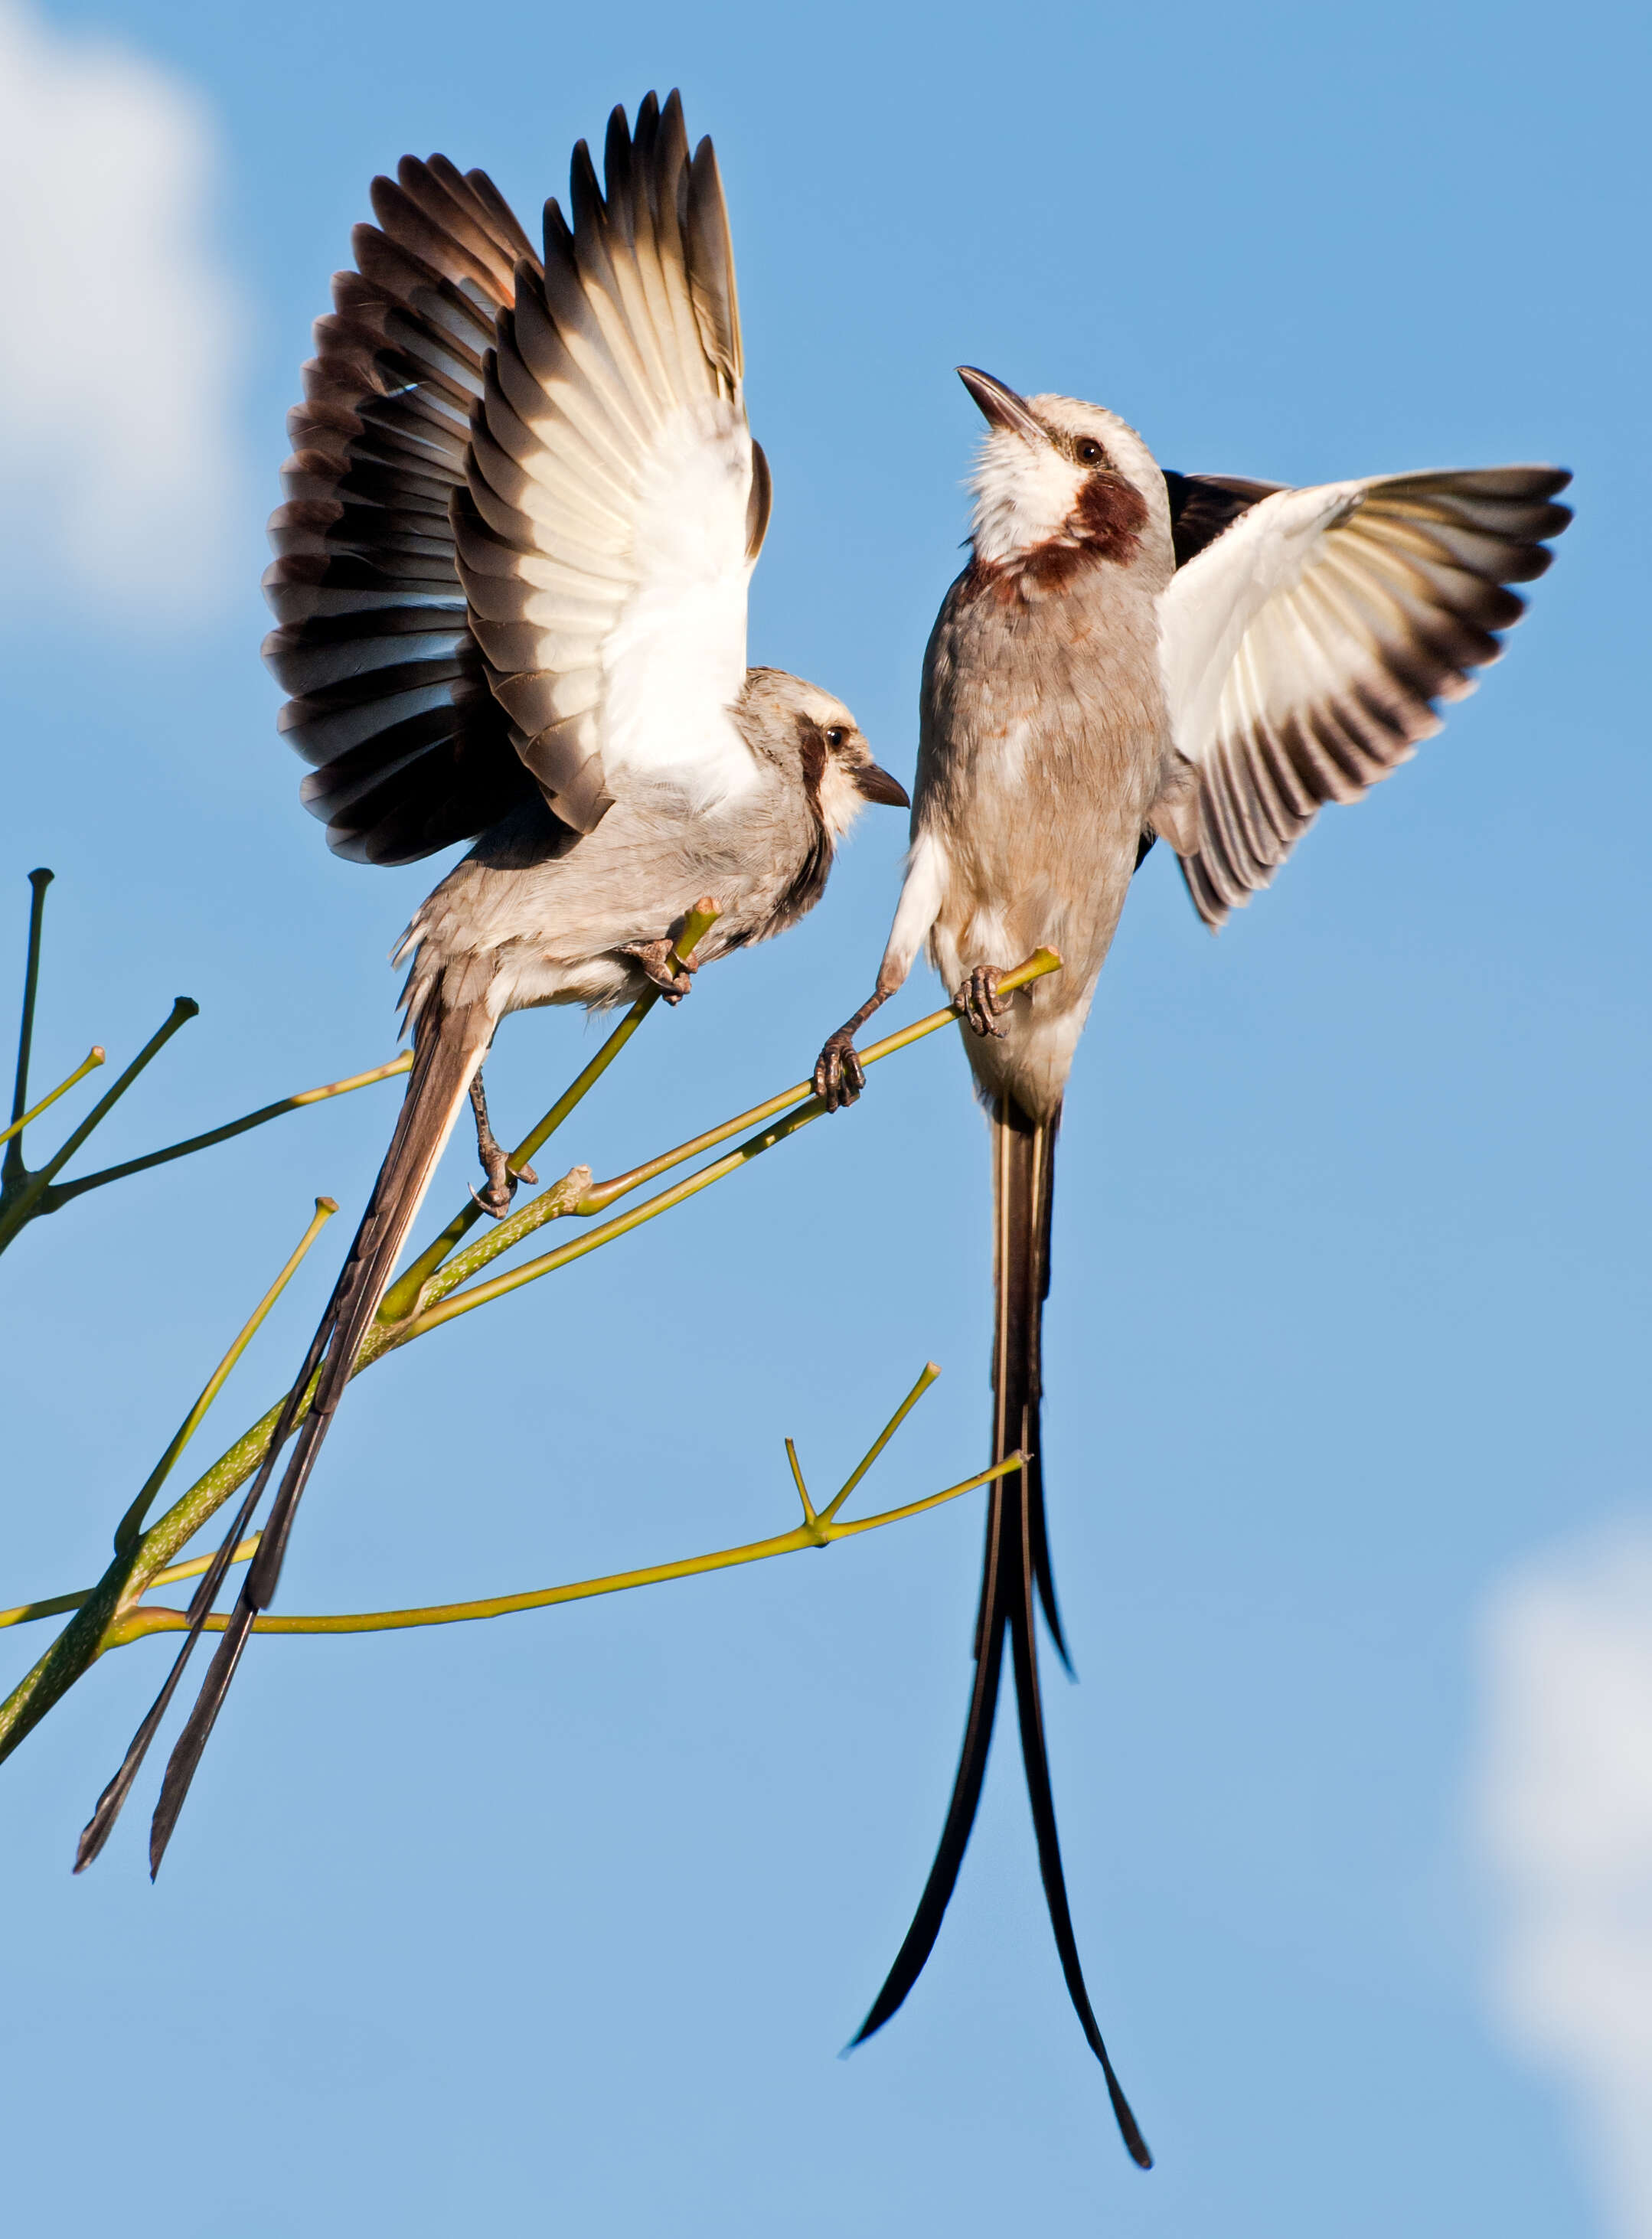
[[1161, 470, 1284, 568], [263, 155, 540, 864], [1152, 467, 1572, 925], [451, 96, 769, 833]]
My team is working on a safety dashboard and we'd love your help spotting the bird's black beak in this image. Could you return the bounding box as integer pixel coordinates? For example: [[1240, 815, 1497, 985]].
[[854, 762, 910, 808], [957, 365, 1045, 442]]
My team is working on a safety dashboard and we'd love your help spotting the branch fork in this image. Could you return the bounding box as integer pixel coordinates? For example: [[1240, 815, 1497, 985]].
[[0, 870, 1059, 1839]]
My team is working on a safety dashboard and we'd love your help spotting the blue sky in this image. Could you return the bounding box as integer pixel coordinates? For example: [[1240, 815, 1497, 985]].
[[1, 1, 1647, 2232]]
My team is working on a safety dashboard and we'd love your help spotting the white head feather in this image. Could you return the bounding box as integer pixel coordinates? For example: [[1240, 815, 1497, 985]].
[[968, 393, 1167, 566]]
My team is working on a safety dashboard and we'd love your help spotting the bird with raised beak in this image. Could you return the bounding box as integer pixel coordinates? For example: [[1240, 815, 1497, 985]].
[[76, 92, 906, 1878], [815, 364, 1572, 2161]]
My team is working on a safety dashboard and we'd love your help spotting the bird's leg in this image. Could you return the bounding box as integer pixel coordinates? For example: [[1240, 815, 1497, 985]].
[[956, 964, 1010, 1039], [814, 986, 895, 1113], [469, 1070, 537, 1219], [618, 936, 697, 1002]]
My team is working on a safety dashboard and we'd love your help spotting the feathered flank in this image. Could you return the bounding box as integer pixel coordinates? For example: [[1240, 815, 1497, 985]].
[[1154, 466, 1574, 923]]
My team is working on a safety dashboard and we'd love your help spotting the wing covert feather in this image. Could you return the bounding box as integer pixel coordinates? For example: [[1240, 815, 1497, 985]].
[[262, 157, 539, 863], [1154, 467, 1572, 925], [454, 91, 762, 832], [263, 95, 764, 860]]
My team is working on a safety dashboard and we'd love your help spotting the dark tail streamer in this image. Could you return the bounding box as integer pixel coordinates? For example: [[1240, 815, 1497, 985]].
[[851, 1095, 1151, 2168], [76, 997, 488, 1876]]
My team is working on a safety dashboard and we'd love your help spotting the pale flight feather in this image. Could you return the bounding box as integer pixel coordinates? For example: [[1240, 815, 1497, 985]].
[[454, 113, 765, 832], [263, 96, 771, 863], [1153, 465, 1572, 925]]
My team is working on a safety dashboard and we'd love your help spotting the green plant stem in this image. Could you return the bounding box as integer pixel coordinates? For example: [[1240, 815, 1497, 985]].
[[0, 1538, 266, 1632], [820, 1363, 942, 1525], [109, 1457, 1020, 1645], [4, 870, 53, 1187], [0, 947, 1061, 1764], [0, 1397, 289, 1762], [41, 1054, 413, 1211], [380, 899, 722, 1321], [113, 1199, 338, 1553], [582, 945, 1063, 1216], [380, 1000, 652, 1323], [0, 1588, 89, 1632], [0, 855, 410, 1250], [406, 948, 1063, 1340], [0, 1046, 104, 1152], [0, 997, 199, 1255]]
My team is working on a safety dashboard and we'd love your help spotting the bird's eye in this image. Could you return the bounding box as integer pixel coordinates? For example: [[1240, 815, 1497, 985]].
[[824, 726, 847, 749], [1076, 439, 1105, 465]]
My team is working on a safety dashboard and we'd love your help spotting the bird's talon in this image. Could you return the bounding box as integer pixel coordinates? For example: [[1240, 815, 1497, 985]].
[[815, 1031, 865, 1112], [956, 966, 1008, 1038], [620, 935, 696, 1000]]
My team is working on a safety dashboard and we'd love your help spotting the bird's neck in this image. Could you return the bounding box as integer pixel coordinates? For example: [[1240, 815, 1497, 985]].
[[968, 472, 1151, 604]]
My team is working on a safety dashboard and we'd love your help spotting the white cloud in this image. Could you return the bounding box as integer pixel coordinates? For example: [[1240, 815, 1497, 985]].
[[1474, 1519, 1652, 2239], [0, 0, 240, 616]]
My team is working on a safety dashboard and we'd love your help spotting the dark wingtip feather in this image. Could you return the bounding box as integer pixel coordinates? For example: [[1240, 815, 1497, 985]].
[[567, 138, 603, 233], [269, 156, 535, 864]]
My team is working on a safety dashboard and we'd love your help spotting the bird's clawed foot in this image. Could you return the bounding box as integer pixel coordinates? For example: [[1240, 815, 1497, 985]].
[[956, 965, 1009, 1038], [470, 1147, 537, 1220], [469, 1073, 536, 1221], [620, 936, 697, 1002], [814, 1029, 867, 1112]]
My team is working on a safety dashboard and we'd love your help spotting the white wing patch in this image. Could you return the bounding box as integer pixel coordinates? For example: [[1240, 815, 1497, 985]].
[[452, 99, 761, 831], [598, 400, 757, 805], [1153, 466, 1572, 926]]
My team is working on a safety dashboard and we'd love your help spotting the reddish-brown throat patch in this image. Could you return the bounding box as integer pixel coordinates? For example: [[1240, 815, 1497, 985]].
[[967, 471, 1149, 605]]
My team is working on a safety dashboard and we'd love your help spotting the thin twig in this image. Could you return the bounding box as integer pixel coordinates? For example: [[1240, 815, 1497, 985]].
[[113, 1199, 338, 1552], [406, 949, 1063, 1340], [110, 1460, 1020, 1643], [380, 899, 722, 1322], [0, 949, 1061, 1765], [42, 1055, 412, 1210], [819, 1364, 942, 1526], [0, 997, 198, 1256], [0, 1047, 104, 1152], [4, 870, 53, 1186], [0, 865, 411, 1248], [100, 1364, 1017, 1647], [0, 1538, 263, 1633]]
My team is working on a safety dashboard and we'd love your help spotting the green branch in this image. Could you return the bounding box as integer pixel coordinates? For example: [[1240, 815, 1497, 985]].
[[0, 937, 1063, 1772], [41, 1054, 413, 1211], [380, 897, 720, 1318], [6, 1359, 1013, 1669], [0, 1539, 263, 1634], [3, 869, 52, 1188], [0, 869, 412, 1257], [403, 948, 1063, 1339], [109, 1385, 1020, 1645], [0, 1046, 104, 1151], [112, 1199, 338, 1553]]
